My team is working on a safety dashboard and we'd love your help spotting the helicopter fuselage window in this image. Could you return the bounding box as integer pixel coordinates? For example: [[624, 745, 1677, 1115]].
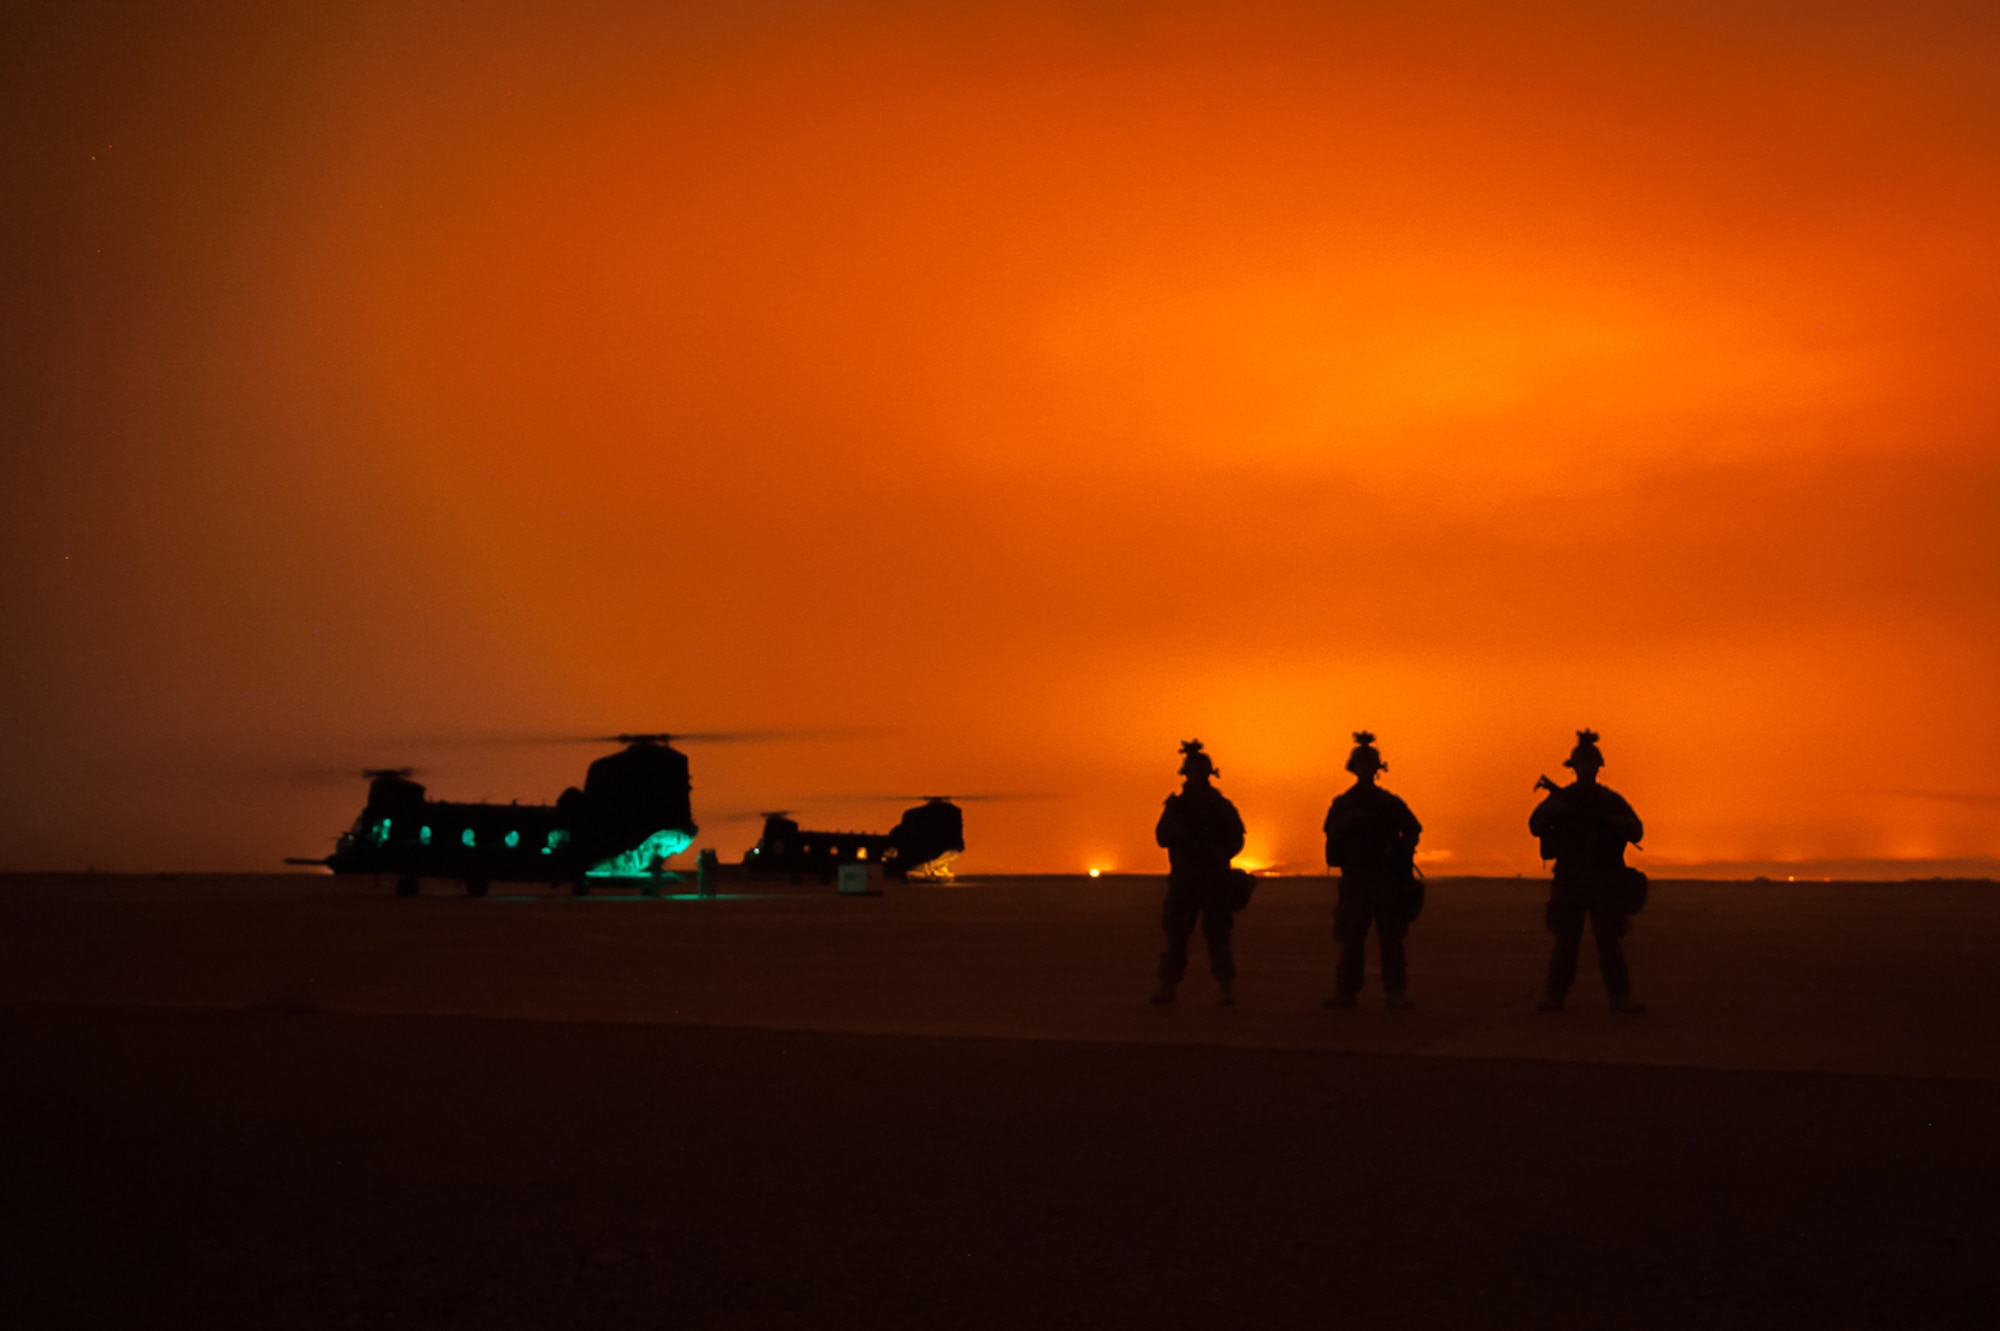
[[461, 828, 476, 848], [419, 825, 432, 845], [505, 830, 521, 848]]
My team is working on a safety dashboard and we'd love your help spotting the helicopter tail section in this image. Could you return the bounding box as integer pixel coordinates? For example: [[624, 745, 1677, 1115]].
[[886, 799, 967, 882], [585, 828, 696, 878]]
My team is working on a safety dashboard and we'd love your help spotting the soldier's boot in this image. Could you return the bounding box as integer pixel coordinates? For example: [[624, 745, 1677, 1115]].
[[1149, 982, 1177, 1005], [1322, 992, 1358, 1010], [1536, 992, 1566, 1013], [1609, 996, 1647, 1015], [1385, 991, 1416, 1011], [1217, 981, 1235, 1008]]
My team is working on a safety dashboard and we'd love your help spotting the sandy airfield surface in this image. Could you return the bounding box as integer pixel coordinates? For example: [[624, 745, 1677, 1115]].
[[3, 872, 1997, 1328]]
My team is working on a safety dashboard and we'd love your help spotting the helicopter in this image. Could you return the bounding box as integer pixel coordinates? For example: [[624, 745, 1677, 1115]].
[[288, 734, 702, 897], [741, 796, 967, 883]]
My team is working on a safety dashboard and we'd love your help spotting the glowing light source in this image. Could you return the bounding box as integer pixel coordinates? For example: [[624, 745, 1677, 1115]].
[[904, 851, 959, 883], [587, 828, 695, 877], [1088, 868, 1102, 878]]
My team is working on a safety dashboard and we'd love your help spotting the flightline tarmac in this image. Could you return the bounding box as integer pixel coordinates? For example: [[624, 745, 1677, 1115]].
[[5, 872, 1998, 1081], [5, 873, 1997, 1328]]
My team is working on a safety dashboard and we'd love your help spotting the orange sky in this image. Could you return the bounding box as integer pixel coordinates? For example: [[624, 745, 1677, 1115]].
[[4, 2, 1998, 875]]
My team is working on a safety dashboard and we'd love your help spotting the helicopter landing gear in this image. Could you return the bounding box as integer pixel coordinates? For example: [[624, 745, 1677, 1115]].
[[395, 876, 419, 898], [465, 878, 489, 898]]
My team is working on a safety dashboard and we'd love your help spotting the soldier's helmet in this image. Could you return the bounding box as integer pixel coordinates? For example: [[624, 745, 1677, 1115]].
[[1178, 738, 1217, 780], [1345, 730, 1386, 776], [1564, 728, 1605, 771]]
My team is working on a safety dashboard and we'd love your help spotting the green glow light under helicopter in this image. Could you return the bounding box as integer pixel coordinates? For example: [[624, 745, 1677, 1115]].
[[586, 829, 694, 877]]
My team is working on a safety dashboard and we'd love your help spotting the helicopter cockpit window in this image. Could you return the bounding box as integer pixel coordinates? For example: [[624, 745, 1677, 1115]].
[[371, 818, 392, 847]]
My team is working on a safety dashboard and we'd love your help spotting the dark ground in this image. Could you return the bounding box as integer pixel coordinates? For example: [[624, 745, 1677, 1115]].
[[5, 1006, 1997, 1329], [3, 874, 1997, 1327]]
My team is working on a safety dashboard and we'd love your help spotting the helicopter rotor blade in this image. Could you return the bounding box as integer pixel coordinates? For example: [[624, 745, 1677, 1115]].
[[812, 791, 1061, 805], [606, 731, 798, 745], [248, 761, 429, 788], [398, 725, 887, 748], [698, 808, 791, 825]]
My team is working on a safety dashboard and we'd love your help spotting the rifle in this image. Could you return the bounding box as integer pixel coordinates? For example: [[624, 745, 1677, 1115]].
[[1532, 775, 1565, 862]]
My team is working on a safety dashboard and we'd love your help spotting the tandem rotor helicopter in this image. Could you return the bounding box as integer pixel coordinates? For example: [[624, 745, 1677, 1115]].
[[741, 798, 967, 883], [288, 732, 976, 896]]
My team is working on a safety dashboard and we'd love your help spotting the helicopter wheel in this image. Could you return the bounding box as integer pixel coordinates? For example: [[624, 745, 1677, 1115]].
[[466, 878, 489, 898], [395, 876, 419, 899]]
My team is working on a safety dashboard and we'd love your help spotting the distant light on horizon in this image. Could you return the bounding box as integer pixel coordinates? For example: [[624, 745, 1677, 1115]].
[[1088, 868, 1101, 878]]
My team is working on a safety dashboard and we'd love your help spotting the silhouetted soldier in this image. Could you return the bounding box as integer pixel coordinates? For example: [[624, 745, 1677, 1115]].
[[1151, 739, 1247, 1007], [1322, 731, 1423, 1010], [1530, 729, 1647, 1014]]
